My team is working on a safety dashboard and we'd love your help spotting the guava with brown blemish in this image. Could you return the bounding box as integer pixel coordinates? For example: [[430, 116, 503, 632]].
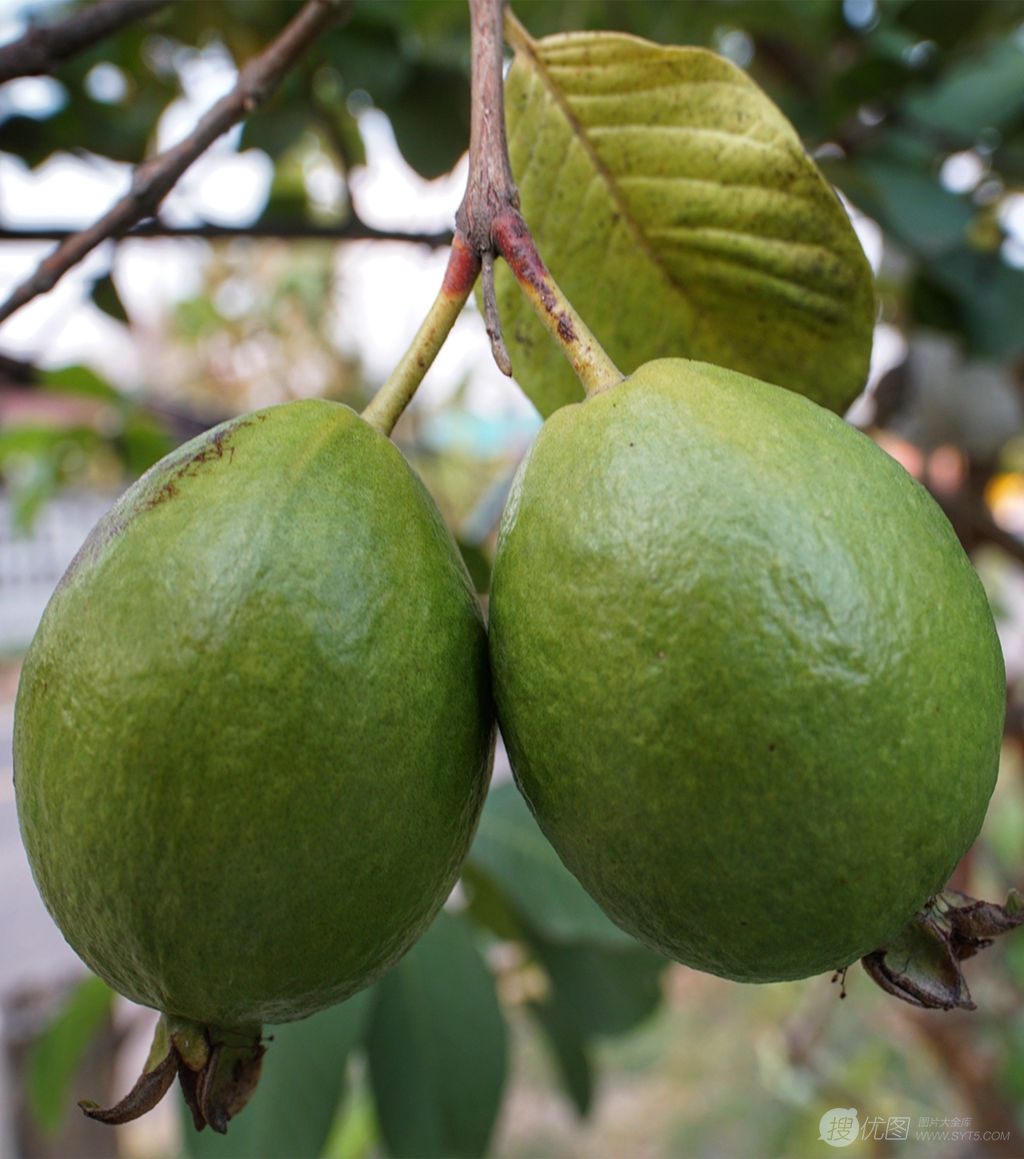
[[488, 358, 1004, 983], [13, 399, 494, 1130]]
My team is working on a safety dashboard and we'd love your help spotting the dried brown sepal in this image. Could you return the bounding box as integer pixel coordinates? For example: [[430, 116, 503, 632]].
[[943, 888, 1024, 958], [78, 1040, 178, 1124], [860, 890, 1024, 1010], [80, 1014, 264, 1135], [861, 912, 974, 1010], [188, 1036, 267, 1134]]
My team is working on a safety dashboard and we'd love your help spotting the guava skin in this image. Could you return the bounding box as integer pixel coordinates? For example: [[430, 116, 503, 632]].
[[14, 399, 494, 1031], [489, 358, 1005, 983]]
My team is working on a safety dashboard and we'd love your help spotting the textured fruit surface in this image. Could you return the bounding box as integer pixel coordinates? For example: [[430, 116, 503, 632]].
[[489, 359, 1004, 983], [14, 400, 494, 1029]]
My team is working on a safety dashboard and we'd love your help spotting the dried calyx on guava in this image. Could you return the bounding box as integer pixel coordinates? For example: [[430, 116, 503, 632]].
[[858, 890, 1024, 1010], [13, 400, 494, 1132]]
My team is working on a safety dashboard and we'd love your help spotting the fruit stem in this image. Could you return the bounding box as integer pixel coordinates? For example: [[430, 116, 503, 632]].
[[360, 235, 481, 436], [491, 208, 625, 396]]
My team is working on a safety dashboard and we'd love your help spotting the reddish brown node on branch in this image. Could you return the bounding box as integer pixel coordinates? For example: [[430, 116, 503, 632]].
[[442, 236, 483, 297], [492, 210, 577, 344], [492, 213, 553, 308]]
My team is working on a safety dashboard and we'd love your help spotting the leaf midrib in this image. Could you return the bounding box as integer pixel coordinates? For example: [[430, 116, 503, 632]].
[[509, 27, 684, 307], [511, 33, 839, 329]]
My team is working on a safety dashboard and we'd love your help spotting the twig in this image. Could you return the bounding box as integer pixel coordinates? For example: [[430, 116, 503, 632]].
[[480, 249, 511, 375], [360, 0, 622, 435], [358, 0, 519, 434], [359, 0, 522, 434], [0, 0, 170, 84], [0, 351, 38, 386], [359, 0, 518, 433], [0, 220, 453, 247], [0, 0, 353, 329], [456, 0, 518, 265], [464, 3, 622, 394], [455, 0, 516, 378]]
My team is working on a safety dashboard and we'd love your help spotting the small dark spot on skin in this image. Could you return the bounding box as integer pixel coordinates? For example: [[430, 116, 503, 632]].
[[739, 919, 748, 926], [142, 480, 179, 512], [143, 418, 257, 512], [768, 742, 777, 752], [628, 442, 635, 448]]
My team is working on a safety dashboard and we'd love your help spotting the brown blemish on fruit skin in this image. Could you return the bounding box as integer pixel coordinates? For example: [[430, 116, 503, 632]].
[[57, 414, 267, 587], [144, 414, 265, 511]]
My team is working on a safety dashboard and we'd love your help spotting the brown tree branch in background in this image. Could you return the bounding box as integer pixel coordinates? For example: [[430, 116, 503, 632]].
[[0, 219, 453, 247], [0, 351, 38, 386], [933, 482, 1024, 569], [909, 1012, 1022, 1159], [0, 0, 171, 84], [0, 0, 354, 329]]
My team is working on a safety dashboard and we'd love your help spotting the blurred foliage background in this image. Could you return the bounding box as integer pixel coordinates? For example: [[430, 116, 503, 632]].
[[3, 0, 1024, 1156]]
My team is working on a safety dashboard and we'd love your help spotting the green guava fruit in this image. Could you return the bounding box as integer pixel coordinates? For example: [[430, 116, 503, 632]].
[[13, 399, 494, 1130], [489, 358, 1004, 984]]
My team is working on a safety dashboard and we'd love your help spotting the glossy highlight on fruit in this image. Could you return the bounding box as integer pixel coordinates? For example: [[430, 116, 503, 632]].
[[14, 399, 494, 1126], [489, 358, 1004, 984]]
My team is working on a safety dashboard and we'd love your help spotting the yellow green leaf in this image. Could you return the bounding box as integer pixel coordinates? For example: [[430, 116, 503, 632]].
[[496, 22, 875, 416]]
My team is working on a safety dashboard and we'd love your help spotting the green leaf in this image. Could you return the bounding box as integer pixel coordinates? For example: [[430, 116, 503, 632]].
[[462, 863, 526, 940], [27, 976, 114, 1137], [527, 997, 593, 1117], [0, 424, 104, 529], [183, 990, 373, 1159], [901, 37, 1024, 138], [117, 411, 174, 478], [39, 364, 121, 402], [495, 26, 875, 416], [924, 248, 1024, 360], [846, 159, 973, 255], [893, 0, 1004, 50], [381, 65, 471, 179], [90, 271, 130, 324], [366, 911, 507, 1159], [530, 937, 668, 1038], [241, 104, 314, 162], [455, 537, 491, 595], [468, 782, 634, 947]]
